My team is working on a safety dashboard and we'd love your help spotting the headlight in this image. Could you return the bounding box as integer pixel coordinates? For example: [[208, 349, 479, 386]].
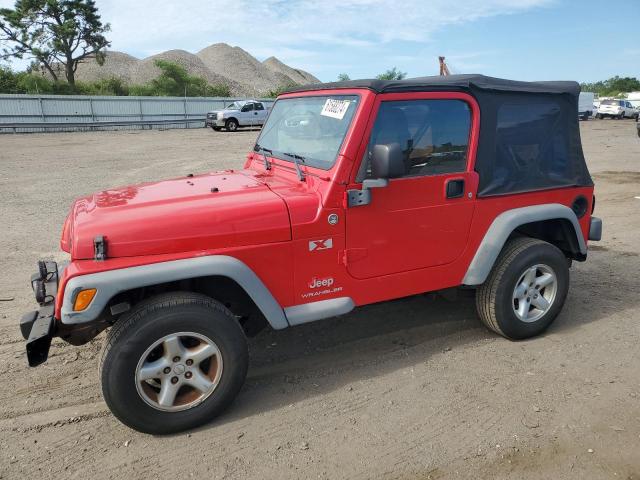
[[217, 112, 224, 120]]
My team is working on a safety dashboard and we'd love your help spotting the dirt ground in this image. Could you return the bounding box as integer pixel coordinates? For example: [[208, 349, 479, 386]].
[[0, 120, 638, 479]]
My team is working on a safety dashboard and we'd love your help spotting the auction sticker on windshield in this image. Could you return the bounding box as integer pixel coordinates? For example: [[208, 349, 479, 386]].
[[321, 99, 351, 120]]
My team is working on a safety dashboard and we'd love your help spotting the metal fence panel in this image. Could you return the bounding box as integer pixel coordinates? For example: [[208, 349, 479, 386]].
[[0, 94, 275, 133]]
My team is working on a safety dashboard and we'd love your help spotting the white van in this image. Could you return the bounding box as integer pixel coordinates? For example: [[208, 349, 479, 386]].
[[578, 92, 595, 120]]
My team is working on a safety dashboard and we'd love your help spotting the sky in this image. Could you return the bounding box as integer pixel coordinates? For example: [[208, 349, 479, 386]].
[[1, 0, 638, 83]]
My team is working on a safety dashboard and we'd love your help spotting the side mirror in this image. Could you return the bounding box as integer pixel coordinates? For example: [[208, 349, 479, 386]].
[[347, 144, 405, 208], [370, 143, 405, 179]]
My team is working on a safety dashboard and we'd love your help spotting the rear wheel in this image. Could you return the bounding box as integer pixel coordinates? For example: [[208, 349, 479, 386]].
[[100, 292, 248, 434], [475, 237, 569, 340], [225, 118, 239, 132]]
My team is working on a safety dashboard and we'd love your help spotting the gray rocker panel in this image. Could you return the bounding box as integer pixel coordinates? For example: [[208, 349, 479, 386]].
[[462, 203, 586, 286], [284, 297, 355, 326], [61, 255, 289, 329]]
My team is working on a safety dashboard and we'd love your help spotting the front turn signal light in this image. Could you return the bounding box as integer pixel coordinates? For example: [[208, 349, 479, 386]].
[[73, 288, 97, 311]]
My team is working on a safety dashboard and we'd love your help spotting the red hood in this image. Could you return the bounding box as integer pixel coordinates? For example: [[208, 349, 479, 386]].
[[65, 170, 291, 259]]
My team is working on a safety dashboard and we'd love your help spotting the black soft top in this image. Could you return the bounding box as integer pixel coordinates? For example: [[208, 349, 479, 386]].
[[285, 74, 581, 96], [286, 74, 592, 197]]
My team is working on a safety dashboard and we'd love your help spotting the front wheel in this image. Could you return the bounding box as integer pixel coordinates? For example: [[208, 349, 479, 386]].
[[100, 292, 248, 434], [225, 119, 239, 132], [475, 237, 569, 340]]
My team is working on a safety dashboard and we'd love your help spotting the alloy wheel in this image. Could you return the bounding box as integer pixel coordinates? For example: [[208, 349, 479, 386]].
[[135, 332, 223, 412], [512, 264, 558, 323]]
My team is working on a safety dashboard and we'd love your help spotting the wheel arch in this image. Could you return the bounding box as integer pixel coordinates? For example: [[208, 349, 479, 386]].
[[463, 204, 586, 286], [61, 255, 289, 330]]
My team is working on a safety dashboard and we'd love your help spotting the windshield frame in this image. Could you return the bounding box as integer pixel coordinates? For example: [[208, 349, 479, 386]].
[[255, 93, 362, 171]]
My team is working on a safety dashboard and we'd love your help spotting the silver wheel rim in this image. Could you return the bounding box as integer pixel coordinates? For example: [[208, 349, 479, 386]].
[[135, 332, 223, 412], [512, 264, 557, 323]]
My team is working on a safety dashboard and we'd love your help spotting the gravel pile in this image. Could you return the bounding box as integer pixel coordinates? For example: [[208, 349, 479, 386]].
[[197, 43, 297, 95], [263, 56, 320, 85], [68, 44, 319, 96], [56, 51, 139, 83], [129, 49, 245, 95]]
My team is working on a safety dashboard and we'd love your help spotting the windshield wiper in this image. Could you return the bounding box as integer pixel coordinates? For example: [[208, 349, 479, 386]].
[[254, 144, 272, 171], [282, 152, 306, 182]]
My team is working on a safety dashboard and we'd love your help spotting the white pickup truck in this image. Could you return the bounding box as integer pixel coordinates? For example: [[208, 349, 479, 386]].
[[205, 100, 270, 132]]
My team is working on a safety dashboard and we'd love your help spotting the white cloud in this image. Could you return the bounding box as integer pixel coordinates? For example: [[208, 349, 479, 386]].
[[2, 0, 552, 74], [98, 0, 552, 58]]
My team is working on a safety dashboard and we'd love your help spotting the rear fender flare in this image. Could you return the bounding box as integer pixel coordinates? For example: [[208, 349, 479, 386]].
[[61, 255, 289, 329], [462, 204, 586, 285]]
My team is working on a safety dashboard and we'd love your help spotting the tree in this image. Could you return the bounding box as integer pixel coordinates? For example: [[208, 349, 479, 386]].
[[337, 73, 351, 81], [0, 0, 110, 86], [0, 65, 20, 93], [580, 76, 640, 97], [265, 82, 298, 98], [376, 67, 407, 81], [130, 60, 230, 97]]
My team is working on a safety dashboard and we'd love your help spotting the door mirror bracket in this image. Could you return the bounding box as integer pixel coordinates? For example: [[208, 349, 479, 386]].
[[347, 178, 388, 207]]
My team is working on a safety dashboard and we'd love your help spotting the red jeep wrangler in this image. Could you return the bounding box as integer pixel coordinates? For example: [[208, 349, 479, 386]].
[[22, 75, 602, 434]]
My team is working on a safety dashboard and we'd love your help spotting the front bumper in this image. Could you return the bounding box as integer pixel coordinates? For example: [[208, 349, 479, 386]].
[[205, 117, 224, 127], [20, 261, 60, 367]]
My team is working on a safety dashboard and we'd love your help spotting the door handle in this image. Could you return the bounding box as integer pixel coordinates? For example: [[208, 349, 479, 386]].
[[445, 179, 465, 199]]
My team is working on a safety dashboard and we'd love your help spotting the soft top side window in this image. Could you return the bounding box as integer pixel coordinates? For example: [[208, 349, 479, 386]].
[[359, 99, 471, 181]]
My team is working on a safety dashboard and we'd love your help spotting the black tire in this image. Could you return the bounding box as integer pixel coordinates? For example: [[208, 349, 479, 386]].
[[211, 126, 221, 131], [595, 113, 601, 119], [225, 118, 238, 132], [100, 292, 248, 434], [475, 237, 569, 340]]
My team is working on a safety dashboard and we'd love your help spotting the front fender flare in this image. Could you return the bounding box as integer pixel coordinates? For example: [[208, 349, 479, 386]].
[[462, 204, 586, 285], [61, 255, 289, 329]]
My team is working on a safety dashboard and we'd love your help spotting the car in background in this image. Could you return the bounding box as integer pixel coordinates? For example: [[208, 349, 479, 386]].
[[578, 92, 595, 120], [205, 100, 270, 132], [596, 99, 637, 119]]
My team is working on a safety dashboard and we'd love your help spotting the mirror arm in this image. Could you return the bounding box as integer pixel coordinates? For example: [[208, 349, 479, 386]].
[[347, 178, 389, 208]]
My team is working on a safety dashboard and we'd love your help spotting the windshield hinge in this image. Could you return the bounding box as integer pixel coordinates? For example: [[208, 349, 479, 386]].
[[94, 235, 107, 261]]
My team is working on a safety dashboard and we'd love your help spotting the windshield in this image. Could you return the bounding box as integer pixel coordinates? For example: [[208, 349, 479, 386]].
[[255, 95, 359, 170], [225, 102, 240, 109]]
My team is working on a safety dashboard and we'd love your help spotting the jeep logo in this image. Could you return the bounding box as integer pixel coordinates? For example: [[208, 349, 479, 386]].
[[308, 277, 334, 289]]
